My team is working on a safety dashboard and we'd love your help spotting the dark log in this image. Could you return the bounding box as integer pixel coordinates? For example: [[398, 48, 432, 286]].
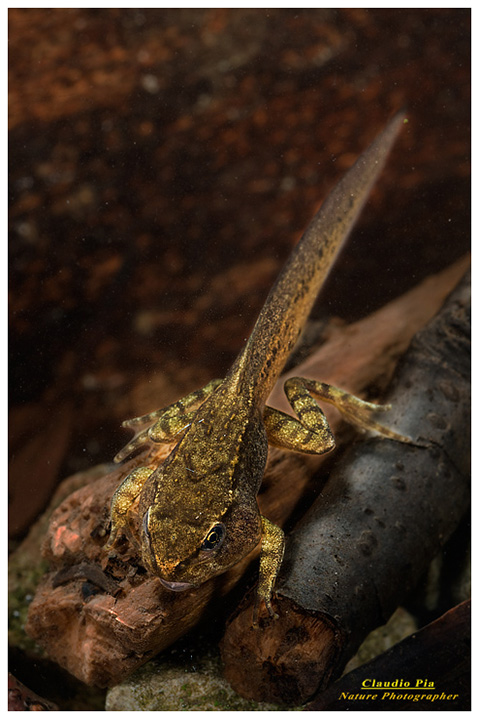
[[24, 259, 469, 688], [220, 271, 470, 705], [306, 599, 470, 711]]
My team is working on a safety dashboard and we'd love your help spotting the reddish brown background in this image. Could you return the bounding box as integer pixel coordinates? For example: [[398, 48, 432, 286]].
[[9, 8, 470, 541]]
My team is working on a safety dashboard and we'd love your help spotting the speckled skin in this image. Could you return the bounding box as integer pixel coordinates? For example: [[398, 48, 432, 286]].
[[107, 114, 406, 618]]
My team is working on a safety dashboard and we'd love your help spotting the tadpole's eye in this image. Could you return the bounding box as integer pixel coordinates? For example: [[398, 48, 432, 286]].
[[142, 508, 151, 544], [201, 523, 225, 552]]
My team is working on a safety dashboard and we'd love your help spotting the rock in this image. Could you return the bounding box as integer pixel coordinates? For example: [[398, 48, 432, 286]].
[[342, 607, 418, 674], [105, 643, 280, 711]]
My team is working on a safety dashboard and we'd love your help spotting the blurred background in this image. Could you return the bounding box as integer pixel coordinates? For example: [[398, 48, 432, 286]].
[[9, 8, 470, 542]]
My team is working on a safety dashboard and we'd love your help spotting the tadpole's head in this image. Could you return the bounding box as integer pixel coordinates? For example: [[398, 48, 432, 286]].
[[138, 461, 262, 591]]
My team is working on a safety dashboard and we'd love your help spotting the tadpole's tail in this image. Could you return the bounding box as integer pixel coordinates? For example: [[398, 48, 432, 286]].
[[228, 111, 406, 402]]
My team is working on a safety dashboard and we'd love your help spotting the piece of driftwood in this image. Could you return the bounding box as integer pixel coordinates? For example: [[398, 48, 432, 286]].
[[306, 599, 470, 711], [220, 270, 470, 705], [8, 673, 59, 712], [24, 258, 469, 688]]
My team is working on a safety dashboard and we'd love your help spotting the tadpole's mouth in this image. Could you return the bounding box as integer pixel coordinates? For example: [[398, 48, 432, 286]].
[[158, 578, 194, 592]]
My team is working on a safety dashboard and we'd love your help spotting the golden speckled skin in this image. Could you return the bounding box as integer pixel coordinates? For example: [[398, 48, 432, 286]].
[[107, 113, 407, 618]]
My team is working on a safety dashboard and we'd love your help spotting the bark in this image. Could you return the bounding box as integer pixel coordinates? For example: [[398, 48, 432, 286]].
[[220, 270, 470, 705], [306, 599, 470, 711], [24, 257, 469, 688]]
